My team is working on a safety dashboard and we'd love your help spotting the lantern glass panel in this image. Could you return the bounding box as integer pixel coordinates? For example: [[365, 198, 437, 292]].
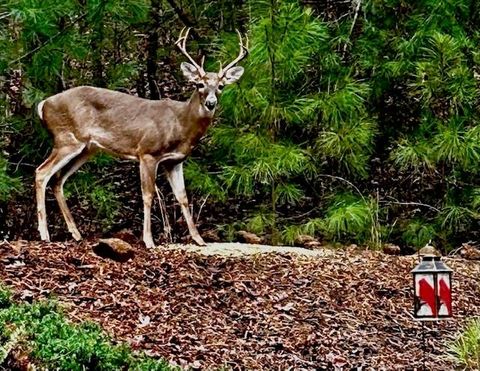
[[437, 272, 452, 317], [414, 272, 437, 318]]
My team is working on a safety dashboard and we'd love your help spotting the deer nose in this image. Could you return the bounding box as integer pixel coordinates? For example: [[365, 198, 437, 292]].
[[205, 100, 216, 111]]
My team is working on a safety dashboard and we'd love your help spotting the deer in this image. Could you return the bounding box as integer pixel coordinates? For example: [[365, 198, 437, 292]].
[[34, 28, 248, 248]]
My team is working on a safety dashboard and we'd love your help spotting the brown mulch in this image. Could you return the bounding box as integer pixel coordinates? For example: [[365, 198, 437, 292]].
[[0, 240, 479, 370]]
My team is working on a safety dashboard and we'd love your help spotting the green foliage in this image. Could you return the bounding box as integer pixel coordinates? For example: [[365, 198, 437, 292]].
[[184, 160, 227, 201], [88, 185, 120, 222], [281, 225, 304, 246], [433, 118, 480, 167], [439, 204, 476, 234], [449, 318, 480, 370], [323, 194, 373, 241], [401, 219, 437, 248], [0, 286, 12, 309], [65, 172, 120, 229], [246, 210, 275, 235], [316, 119, 376, 177], [390, 137, 434, 171], [470, 188, 480, 210], [281, 218, 324, 246], [217, 222, 245, 242], [0, 287, 172, 370], [0, 156, 22, 201], [209, 0, 330, 243]]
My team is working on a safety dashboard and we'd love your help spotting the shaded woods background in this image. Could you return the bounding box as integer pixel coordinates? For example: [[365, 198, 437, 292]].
[[1, 0, 480, 252]]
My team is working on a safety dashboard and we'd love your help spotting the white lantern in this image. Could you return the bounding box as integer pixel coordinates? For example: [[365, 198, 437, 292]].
[[411, 255, 453, 319]]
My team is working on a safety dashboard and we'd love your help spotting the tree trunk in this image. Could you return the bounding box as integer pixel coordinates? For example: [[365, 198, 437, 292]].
[[91, 20, 105, 87], [147, 0, 162, 100]]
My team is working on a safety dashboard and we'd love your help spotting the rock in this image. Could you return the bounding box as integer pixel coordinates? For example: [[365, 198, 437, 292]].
[[295, 234, 315, 246], [93, 238, 135, 262], [294, 234, 322, 249], [460, 243, 480, 260], [383, 243, 401, 255], [202, 229, 221, 242], [303, 240, 322, 250], [237, 230, 263, 245], [111, 229, 139, 245]]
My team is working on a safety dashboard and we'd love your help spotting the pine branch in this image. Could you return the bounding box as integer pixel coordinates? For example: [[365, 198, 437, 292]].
[[8, 12, 89, 66]]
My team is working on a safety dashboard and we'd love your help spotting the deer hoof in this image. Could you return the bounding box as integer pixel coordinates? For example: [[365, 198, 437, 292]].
[[39, 230, 50, 242], [144, 239, 156, 249], [193, 236, 207, 247], [70, 229, 82, 241]]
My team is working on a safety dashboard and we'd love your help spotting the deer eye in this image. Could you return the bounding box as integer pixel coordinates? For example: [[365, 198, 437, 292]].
[[196, 83, 205, 89], [218, 84, 224, 91]]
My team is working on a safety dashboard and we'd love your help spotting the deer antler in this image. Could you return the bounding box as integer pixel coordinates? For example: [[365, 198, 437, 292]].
[[175, 27, 206, 77], [219, 29, 249, 77]]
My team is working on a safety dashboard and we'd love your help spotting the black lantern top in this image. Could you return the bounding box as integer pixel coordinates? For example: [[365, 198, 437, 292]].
[[411, 256, 453, 274]]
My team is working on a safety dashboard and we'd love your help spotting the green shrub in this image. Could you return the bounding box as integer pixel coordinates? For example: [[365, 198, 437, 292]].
[[0, 291, 172, 370], [0, 156, 22, 202], [401, 219, 437, 248], [87, 184, 121, 225], [184, 159, 227, 201], [281, 218, 324, 246], [449, 318, 480, 370], [0, 287, 11, 309], [324, 194, 371, 238], [65, 171, 121, 229]]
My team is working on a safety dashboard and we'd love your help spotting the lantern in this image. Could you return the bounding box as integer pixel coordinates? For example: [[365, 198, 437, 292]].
[[411, 255, 453, 319]]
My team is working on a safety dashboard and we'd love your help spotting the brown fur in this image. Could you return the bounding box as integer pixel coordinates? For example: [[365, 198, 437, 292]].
[[41, 86, 212, 161], [35, 84, 220, 248]]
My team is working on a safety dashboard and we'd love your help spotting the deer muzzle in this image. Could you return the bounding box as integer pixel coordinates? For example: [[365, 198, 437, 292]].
[[205, 96, 217, 111]]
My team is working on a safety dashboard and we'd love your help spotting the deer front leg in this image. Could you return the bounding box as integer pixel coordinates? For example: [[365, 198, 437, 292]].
[[36, 144, 85, 241], [165, 162, 206, 246], [140, 155, 158, 248], [53, 149, 91, 241]]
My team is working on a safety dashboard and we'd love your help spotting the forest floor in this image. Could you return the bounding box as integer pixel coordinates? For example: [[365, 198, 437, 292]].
[[0, 239, 479, 370]]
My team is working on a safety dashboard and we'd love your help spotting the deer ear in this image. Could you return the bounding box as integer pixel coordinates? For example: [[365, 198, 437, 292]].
[[223, 66, 244, 85], [181, 62, 201, 82]]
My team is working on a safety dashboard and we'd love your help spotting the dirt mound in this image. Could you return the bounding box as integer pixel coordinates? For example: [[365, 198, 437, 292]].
[[0, 240, 479, 369]]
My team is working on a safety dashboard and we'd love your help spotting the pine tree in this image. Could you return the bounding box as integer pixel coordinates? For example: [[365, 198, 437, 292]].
[[197, 0, 328, 244]]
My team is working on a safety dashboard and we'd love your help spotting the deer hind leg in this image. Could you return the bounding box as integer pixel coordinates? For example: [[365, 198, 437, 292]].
[[35, 144, 86, 241], [165, 163, 206, 246], [53, 148, 92, 241], [140, 155, 158, 248]]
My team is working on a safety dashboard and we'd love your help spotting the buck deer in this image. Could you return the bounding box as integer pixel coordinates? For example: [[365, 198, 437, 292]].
[[35, 28, 248, 248]]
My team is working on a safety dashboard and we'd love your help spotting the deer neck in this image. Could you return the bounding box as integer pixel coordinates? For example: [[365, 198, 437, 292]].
[[182, 90, 214, 144], [187, 90, 215, 121]]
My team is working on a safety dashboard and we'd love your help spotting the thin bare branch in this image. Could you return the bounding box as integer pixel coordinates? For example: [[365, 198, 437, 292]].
[[379, 200, 441, 213]]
